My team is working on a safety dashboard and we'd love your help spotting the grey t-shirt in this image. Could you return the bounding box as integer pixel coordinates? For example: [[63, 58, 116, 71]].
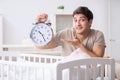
[[54, 28, 106, 56]]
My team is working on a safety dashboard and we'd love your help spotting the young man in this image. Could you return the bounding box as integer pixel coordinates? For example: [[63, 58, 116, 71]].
[[37, 6, 106, 57]]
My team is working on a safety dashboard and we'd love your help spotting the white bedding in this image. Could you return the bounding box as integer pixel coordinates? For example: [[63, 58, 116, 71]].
[[0, 62, 57, 80], [63, 48, 90, 61]]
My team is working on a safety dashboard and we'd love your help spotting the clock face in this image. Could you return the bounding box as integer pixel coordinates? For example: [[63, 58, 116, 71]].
[[30, 23, 53, 46]]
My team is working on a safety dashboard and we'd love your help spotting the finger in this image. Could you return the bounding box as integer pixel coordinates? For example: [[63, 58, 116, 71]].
[[61, 39, 70, 42]]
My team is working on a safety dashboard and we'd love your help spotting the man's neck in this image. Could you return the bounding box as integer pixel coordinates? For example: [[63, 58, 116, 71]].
[[76, 29, 91, 42]]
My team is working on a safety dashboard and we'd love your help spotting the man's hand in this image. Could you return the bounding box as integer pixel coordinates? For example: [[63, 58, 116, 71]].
[[37, 13, 48, 23]]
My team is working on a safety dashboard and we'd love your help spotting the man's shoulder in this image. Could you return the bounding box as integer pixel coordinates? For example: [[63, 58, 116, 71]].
[[56, 27, 76, 39], [91, 29, 103, 35], [61, 27, 74, 31], [89, 29, 105, 41], [58, 27, 75, 34]]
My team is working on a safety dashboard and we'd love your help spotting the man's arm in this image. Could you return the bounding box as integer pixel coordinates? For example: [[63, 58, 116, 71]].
[[61, 39, 105, 57], [78, 43, 105, 57], [92, 45, 105, 57], [35, 13, 57, 49]]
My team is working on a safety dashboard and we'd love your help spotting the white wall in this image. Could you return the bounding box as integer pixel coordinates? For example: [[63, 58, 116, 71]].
[[0, 15, 3, 51], [0, 0, 109, 45], [1, 0, 120, 60], [108, 0, 120, 60], [0, 0, 111, 57]]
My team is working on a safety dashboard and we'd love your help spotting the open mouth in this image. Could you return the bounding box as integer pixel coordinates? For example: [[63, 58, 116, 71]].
[[77, 26, 83, 30]]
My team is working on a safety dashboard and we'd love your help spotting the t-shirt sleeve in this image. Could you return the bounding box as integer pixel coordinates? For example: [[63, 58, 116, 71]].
[[54, 28, 74, 46], [94, 31, 106, 47], [54, 30, 66, 46]]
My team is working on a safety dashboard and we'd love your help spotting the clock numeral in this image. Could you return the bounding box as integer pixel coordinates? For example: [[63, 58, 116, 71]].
[[37, 27, 40, 29], [33, 37, 36, 39], [32, 33, 35, 35], [40, 41, 42, 43], [45, 26, 47, 29], [47, 30, 50, 32], [41, 26, 43, 28], [48, 34, 51, 36], [47, 37, 49, 39]]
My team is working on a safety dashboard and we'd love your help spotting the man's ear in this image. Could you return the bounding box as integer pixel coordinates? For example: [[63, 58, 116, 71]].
[[89, 19, 93, 24], [88, 19, 93, 27]]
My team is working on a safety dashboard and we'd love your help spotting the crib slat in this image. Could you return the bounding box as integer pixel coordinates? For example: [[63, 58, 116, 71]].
[[84, 65, 89, 80], [6, 65, 9, 80], [19, 66, 22, 80], [69, 67, 74, 80], [108, 58, 115, 80], [101, 64, 105, 80], [78, 66, 83, 80], [56, 67, 62, 80], [1, 64, 3, 80], [92, 64, 98, 80]]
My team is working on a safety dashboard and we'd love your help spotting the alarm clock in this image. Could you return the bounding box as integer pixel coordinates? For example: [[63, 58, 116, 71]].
[[30, 23, 53, 46]]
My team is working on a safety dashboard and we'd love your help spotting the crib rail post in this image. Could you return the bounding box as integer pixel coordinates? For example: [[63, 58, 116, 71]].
[[109, 58, 115, 80]]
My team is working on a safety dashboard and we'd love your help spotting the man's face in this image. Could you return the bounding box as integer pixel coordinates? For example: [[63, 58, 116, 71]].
[[73, 14, 92, 34]]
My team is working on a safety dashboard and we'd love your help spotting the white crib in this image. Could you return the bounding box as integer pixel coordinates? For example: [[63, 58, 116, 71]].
[[0, 51, 115, 80]]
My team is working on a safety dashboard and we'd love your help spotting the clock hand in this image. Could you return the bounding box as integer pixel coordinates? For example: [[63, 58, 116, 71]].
[[38, 31, 46, 42]]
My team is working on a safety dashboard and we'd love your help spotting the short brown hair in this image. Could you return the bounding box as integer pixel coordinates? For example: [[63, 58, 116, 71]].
[[73, 6, 93, 20]]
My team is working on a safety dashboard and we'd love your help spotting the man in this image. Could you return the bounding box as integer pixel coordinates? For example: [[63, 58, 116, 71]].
[[37, 6, 106, 57]]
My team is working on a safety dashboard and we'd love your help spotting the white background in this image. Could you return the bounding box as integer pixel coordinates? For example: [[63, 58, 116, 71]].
[[0, 0, 120, 60]]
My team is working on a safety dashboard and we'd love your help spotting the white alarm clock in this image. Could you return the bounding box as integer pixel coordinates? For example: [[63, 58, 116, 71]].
[[30, 23, 53, 46]]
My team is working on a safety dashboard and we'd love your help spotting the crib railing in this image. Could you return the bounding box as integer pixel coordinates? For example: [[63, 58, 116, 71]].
[[0, 51, 63, 80], [0, 51, 63, 63], [56, 58, 115, 80]]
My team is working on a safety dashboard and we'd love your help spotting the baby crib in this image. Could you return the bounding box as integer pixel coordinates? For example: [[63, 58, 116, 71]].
[[0, 51, 115, 80]]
